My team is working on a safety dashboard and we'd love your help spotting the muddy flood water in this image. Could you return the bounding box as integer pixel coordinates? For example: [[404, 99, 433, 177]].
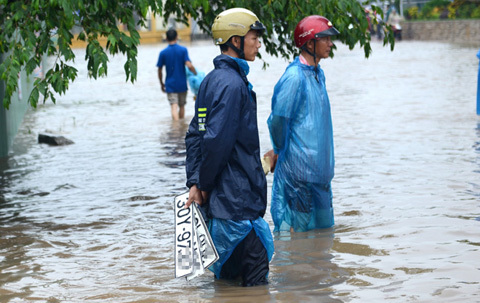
[[1, 39, 479, 302]]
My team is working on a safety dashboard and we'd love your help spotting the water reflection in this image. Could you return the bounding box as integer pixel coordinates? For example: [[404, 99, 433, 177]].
[[268, 229, 346, 302], [0, 182, 38, 302], [473, 121, 480, 202], [0, 154, 32, 301], [0, 158, 9, 206], [0, 227, 35, 302], [159, 119, 188, 168], [475, 121, 480, 163]]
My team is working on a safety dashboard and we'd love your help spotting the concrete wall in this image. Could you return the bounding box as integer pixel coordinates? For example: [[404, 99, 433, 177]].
[[0, 53, 33, 158], [402, 19, 480, 46]]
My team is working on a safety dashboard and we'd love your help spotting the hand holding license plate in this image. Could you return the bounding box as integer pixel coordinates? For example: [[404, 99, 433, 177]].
[[174, 192, 219, 280]]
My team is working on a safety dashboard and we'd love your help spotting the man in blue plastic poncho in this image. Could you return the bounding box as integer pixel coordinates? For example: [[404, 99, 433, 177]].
[[184, 8, 274, 286], [266, 16, 339, 232]]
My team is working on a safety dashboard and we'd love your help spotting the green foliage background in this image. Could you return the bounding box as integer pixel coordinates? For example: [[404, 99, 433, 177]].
[[404, 0, 480, 20], [0, 0, 395, 109]]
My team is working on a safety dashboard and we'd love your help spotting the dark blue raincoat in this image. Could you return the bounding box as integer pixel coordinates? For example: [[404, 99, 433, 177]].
[[185, 54, 267, 220], [185, 54, 274, 278]]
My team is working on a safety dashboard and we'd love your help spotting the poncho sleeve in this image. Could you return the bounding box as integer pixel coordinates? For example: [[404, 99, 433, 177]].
[[267, 66, 304, 154]]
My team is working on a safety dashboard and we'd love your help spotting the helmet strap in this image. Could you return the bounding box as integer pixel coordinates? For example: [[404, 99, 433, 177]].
[[226, 36, 245, 60], [301, 41, 319, 83], [313, 42, 319, 83]]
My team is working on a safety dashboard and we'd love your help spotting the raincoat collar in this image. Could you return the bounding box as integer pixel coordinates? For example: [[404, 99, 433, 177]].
[[229, 56, 254, 96], [213, 54, 249, 84], [214, 54, 253, 96], [228, 56, 250, 76], [294, 56, 320, 70]]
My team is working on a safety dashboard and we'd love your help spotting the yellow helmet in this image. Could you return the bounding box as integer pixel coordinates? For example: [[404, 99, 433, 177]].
[[212, 8, 266, 45]]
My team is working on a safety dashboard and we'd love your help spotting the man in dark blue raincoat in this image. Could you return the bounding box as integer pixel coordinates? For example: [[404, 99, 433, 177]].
[[184, 8, 274, 287]]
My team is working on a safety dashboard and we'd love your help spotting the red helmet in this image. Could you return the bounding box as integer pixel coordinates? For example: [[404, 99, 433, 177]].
[[294, 15, 340, 48]]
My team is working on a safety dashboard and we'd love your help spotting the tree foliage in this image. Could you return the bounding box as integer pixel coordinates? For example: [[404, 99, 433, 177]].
[[404, 0, 480, 20], [0, 0, 394, 109]]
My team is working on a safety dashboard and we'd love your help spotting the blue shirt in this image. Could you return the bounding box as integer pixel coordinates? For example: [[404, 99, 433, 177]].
[[156, 44, 191, 93]]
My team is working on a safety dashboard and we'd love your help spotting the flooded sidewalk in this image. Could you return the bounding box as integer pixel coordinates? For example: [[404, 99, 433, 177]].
[[0, 40, 479, 302]]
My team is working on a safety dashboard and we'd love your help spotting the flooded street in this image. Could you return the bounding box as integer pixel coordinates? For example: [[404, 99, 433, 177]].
[[1, 39, 479, 302]]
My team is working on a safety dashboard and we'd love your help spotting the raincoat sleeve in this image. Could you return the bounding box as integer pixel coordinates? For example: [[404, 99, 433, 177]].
[[185, 109, 201, 188], [267, 67, 304, 154], [197, 81, 244, 192]]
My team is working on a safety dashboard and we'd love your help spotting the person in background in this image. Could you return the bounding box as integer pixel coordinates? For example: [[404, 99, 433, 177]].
[[184, 8, 274, 286], [387, 8, 404, 40], [157, 29, 197, 120], [266, 15, 339, 233]]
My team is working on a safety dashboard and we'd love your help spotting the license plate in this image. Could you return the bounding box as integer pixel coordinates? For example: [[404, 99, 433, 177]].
[[174, 192, 219, 279]]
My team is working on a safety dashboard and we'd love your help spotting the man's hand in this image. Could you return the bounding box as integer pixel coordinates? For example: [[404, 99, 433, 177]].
[[158, 68, 166, 92], [263, 149, 278, 173], [185, 184, 209, 208]]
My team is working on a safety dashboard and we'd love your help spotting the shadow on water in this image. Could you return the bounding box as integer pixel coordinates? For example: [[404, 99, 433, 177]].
[[156, 119, 190, 198], [159, 119, 189, 169], [267, 229, 347, 303]]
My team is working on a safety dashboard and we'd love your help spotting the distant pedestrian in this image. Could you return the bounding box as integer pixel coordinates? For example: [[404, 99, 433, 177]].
[[157, 29, 197, 120]]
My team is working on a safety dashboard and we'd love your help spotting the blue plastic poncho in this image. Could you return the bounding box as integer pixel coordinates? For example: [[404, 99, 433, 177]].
[[208, 217, 274, 279], [267, 57, 335, 232], [186, 67, 205, 97]]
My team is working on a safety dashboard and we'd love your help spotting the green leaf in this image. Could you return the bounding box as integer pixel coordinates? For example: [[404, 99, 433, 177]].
[[25, 57, 38, 74], [78, 32, 86, 41], [107, 34, 117, 48], [28, 87, 40, 108]]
